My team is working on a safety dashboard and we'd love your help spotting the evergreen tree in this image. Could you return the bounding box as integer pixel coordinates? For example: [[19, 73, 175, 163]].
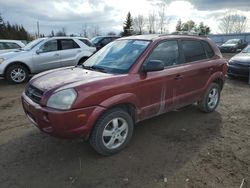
[[176, 19, 182, 31], [122, 12, 133, 36]]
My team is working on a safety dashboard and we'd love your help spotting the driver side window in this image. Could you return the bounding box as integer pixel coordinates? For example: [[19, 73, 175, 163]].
[[147, 40, 180, 67], [39, 40, 58, 53]]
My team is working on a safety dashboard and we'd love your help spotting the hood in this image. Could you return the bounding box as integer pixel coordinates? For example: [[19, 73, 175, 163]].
[[221, 43, 237, 48], [230, 53, 250, 66], [30, 67, 114, 91], [0, 50, 28, 60]]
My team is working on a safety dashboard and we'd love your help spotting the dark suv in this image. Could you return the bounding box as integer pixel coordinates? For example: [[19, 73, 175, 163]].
[[22, 34, 228, 155], [91, 36, 120, 50]]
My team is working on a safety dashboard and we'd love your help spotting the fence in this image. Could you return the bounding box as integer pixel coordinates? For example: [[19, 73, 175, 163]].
[[208, 33, 250, 46]]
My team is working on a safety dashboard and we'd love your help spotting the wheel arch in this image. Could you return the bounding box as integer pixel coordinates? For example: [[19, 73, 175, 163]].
[[4, 61, 31, 77]]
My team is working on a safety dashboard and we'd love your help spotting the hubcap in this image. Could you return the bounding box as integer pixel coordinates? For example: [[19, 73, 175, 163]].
[[102, 117, 128, 150], [207, 88, 219, 109], [10, 68, 26, 83]]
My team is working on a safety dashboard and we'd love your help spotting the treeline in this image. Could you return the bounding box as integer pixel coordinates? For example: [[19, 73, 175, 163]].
[[0, 14, 32, 40]]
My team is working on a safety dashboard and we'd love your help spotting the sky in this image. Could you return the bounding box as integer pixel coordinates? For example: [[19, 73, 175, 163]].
[[0, 0, 250, 37]]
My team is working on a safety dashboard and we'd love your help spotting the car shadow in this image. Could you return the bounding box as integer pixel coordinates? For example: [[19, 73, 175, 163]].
[[0, 105, 222, 188]]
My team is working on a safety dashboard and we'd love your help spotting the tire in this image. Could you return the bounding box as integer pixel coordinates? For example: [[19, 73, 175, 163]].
[[198, 83, 221, 113], [78, 57, 88, 65], [89, 108, 134, 156], [5, 64, 29, 84]]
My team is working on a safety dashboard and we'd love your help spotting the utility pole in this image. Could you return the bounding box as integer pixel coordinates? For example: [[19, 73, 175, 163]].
[[37, 21, 40, 38]]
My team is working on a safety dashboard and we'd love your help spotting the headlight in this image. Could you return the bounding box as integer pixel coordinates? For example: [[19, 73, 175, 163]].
[[0, 58, 4, 64], [47, 89, 77, 110]]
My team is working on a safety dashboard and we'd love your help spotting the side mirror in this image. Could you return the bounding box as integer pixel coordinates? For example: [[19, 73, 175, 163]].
[[36, 49, 43, 54], [143, 60, 164, 72]]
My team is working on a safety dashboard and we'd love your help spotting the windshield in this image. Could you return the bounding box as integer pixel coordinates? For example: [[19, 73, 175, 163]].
[[22, 38, 45, 50], [83, 39, 151, 74], [91, 37, 103, 44], [225, 39, 240, 44], [242, 45, 250, 53]]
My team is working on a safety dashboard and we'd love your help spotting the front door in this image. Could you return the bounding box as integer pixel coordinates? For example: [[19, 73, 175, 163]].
[[32, 39, 61, 72]]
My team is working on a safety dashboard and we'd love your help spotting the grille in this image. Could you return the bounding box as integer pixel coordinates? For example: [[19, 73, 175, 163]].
[[25, 85, 44, 104]]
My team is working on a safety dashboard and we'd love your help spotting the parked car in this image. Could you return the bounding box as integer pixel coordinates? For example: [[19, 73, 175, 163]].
[[0, 39, 25, 54], [219, 39, 248, 53], [91, 36, 120, 50], [0, 37, 96, 84], [22, 34, 227, 155], [227, 44, 250, 79]]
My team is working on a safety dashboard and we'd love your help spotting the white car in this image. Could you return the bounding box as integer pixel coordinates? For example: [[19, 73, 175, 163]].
[[0, 37, 96, 84], [0, 39, 25, 54]]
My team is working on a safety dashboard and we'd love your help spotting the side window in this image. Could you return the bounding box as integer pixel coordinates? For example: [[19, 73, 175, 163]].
[[101, 38, 111, 45], [40, 40, 58, 53], [6, 42, 21, 49], [61, 39, 80, 50], [147, 40, 180, 67], [0, 42, 4, 50], [182, 40, 207, 63], [202, 41, 215, 59]]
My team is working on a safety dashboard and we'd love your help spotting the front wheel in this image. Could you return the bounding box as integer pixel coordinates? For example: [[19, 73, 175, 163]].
[[198, 83, 221, 113], [5, 64, 29, 84], [89, 108, 134, 155]]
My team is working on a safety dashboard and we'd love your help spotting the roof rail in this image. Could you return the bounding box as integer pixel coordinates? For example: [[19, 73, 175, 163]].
[[170, 31, 207, 37]]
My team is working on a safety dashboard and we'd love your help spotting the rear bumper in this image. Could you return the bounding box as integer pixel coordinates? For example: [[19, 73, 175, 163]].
[[21, 92, 106, 139]]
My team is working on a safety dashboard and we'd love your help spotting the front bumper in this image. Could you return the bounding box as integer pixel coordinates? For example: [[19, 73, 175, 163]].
[[21, 92, 106, 139], [227, 64, 249, 78]]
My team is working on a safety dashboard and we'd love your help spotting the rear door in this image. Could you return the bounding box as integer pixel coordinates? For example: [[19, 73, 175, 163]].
[[58, 39, 82, 67], [32, 39, 62, 72], [173, 39, 215, 107]]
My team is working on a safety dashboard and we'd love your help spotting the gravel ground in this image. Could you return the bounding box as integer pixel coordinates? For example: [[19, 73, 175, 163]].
[[0, 53, 249, 188]]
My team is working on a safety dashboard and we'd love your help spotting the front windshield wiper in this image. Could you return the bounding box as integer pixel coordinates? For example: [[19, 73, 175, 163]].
[[82, 65, 108, 73]]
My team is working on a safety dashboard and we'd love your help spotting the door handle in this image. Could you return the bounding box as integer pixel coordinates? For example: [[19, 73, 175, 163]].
[[53, 53, 59, 56], [77, 50, 81, 53], [175, 74, 184, 80]]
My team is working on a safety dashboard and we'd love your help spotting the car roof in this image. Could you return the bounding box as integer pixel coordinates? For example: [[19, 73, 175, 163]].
[[119, 34, 208, 41], [0, 39, 24, 43]]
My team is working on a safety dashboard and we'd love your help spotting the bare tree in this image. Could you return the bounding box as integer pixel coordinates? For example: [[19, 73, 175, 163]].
[[148, 12, 156, 34], [157, 2, 171, 34], [219, 11, 248, 34], [91, 25, 101, 37], [81, 24, 89, 38], [133, 15, 146, 34]]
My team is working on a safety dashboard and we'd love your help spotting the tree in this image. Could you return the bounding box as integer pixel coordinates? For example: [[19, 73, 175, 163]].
[[175, 20, 211, 35], [51, 30, 54, 37], [176, 19, 182, 31], [133, 15, 146, 34], [158, 2, 171, 34], [122, 12, 133, 36], [219, 11, 247, 34], [56, 27, 66, 36], [107, 31, 116, 36], [197, 22, 211, 35], [148, 12, 156, 34]]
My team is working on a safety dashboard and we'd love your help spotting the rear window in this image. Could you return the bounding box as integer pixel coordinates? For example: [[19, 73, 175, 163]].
[[79, 39, 94, 47], [60, 39, 80, 50], [182, 40, 207, 63], [202, 41, 215, 58]]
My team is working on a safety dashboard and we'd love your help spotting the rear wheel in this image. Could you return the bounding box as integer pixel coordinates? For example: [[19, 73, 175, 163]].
[[89, 108, 134, 155], [198, 83, 221, 113], [6, 64, 29, 84]]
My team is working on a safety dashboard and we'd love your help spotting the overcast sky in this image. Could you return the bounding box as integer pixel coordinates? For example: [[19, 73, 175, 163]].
[[0, 0, 250, 37]]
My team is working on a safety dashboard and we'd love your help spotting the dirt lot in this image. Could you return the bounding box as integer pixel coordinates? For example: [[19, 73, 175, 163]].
[[0, 53, 249, 188]]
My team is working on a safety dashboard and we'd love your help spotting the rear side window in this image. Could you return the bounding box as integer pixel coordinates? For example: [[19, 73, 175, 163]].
[[202, 41, 215, 58], [7, 42, 21, 49], [60, 39, 80, 50], [182, 40, 207, 63], [147, 40, 180, 67]]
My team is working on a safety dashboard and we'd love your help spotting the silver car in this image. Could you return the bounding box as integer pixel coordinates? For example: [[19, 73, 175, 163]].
[[0, 37, 96, 84], [0, 39, 25, 54]]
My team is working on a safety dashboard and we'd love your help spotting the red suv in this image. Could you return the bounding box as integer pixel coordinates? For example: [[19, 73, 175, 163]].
[[22, 34, 228, 155]]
